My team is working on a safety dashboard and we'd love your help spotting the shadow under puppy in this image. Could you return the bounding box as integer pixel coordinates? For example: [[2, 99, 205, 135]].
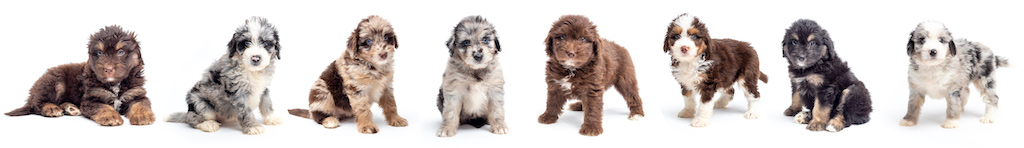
[[167, 17, 283, 135], [537, 15, 644, 136], [6, 26, 155, 126], [901, 21, 1008, 129], [664, 14, 768, 128], [781, 19, 872, 132], [435, 15, 509, 137], [288, 15, 408, 134]]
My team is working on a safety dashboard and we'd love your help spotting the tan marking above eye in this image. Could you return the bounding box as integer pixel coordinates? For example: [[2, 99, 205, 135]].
[[687, 28, 699, 35], [96, 43, 104, 50], [807, 34, 816, 41], [115, 41, 125, 50], [672, 26, 683, 34], [791, 34, 798, 39]]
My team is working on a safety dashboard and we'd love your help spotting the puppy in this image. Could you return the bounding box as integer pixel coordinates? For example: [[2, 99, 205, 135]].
[[6, 26, 154, 126], [781, 19, 872, 132], [901, 21, 1008, 128], [287, 15, 408, 134], [167, 17, 283, 135], [663, 14, 767, 127], [537, 15, 644, 136], [434, 16, 509, 137]]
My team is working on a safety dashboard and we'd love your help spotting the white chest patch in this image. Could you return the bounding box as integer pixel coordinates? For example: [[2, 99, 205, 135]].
[[246, 72, 270, 111], [461, 82, 490, 116], [672, 59, 711, 90], [111, 84, 123, 109]]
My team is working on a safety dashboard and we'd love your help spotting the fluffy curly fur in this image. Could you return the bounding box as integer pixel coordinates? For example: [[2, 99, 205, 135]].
[[900, 21, 1008, 129], [287, 15, 408, 134], [663, 14, 768, 127], [781, 19, 872, 132], [6, 26, 154, 126], [537, 15, 644, 136], [166, 17, 283, 135], [434, 15, 509, 137]]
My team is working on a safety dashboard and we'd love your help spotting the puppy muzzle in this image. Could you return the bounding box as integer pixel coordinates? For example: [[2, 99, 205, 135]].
[[250, 55, 262, 66]]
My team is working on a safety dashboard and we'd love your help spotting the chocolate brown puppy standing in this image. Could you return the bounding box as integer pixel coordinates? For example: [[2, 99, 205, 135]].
[[537, 15, 644, 136], [6, 26, 154, 126]]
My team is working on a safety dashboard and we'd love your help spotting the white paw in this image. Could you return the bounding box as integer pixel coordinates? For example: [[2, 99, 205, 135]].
[[491, 126, 509, 135], [795, 112, 809, 124], [263, 115, 282, 125], [322, 117, 341, 129], [628, 114, 644, 121], [744, 111, 759, 119], [899, 119, 917, 126], [980, 117, 995, 124], [244, 126, 266, 135], [690, 119, 709, 128], [941, 120, 959, 129], [196, 120, 221, 132], [437, 128, 457, 137], [826, 125, 838, 132]]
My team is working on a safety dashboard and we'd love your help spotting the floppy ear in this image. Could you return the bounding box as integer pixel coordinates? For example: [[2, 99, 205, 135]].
[[227, 32, 242, 58], [346, 28, 360, 57], [273, 31, 281, 59], [821, 30, 836, 59], [906, 32, 915, 56], [129, 32, 144, 65], [390, 34, 399, 49], [544, 34, 554, 56], [663, 25, 673, 53], [494, 36, 501, 52], [947, 34, 956, 56], [445, 33, 456, 57], [589, 25, 601, 59]]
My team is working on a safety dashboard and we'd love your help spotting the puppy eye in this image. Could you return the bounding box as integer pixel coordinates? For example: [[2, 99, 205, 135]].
[[559, 35, 565, 40], [117, 49, 125, 56], [384, 36, 390, 41], [690, 35, 698, 39], [581, 37, 587, 42], [810, 41, 817, 46], [365, 39, 373, 45], [95, 52, 103, 56], [673, 35, 681, 39], [791, 41, 798, 45], [244, 41, 251, 46], [462, 40, 470, 47], [481, 38, 489, 44], [262, 41, 269, 47]]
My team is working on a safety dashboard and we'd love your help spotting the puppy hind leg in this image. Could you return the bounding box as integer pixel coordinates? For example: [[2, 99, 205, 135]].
[[900, 91, 925, 126], [975, 78, 999, 123], [60, 102, 80, 116], [39, 103, 64, 117], [613, 74, 644, 120], [740, 79, 760, 119], [714, 88, 734, 109]]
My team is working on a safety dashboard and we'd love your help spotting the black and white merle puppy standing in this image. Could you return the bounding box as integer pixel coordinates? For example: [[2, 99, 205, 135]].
[[436, 16, 509, 137], [167, 16, 283, 135], [901, 21, 1008, 129], [781, 19, 872, 132]]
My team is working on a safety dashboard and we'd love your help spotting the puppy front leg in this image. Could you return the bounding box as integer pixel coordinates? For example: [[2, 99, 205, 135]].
[[487, 88, 509, 135], [378, 87, 408, 127], [437, 92, 462, 137], [538, 86, 567, 124], [229, 92, 264, 135], [125, 96, 154, 125], [784, 90, 804, 116], [691, 90, 717, 127], [258, 89, 282, 126], [350, 93, 378, 134], [807, 98, 833, 131], [900, 90, 925, 126], [82, 88, 122, 126], [942, 89, 965, 129], [579, 90, 604, 136], [677, 87, 697, 118]]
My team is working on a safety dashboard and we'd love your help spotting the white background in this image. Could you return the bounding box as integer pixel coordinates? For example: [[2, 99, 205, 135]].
[[1, 0, 1020, 147]]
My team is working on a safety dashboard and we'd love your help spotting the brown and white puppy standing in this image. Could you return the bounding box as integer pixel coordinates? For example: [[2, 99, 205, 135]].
[[902, 21, 1008, 128], [663, 14, 767, 127], [537, 15, 644, 136], [435, 15, 508, 137], [6, 26, 154, 126], [289, 15, 408, 134]]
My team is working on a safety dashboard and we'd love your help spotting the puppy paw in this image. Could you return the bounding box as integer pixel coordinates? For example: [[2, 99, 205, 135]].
[[579, 124, 603, 136], [568, 102, 583, 111], [196, 120, 221, 132], [127, 111, 155, 126], [387, 117, 408, 127], [677, 109, 695, 118], [490, 125, 509, 135], [437, 127, 457, 137], [321, 117, 341, 129], [538, 114, 559, 124], [358, 124, 379, 134], [783, 108, 801, 116], [92, 111, 123, 126], [262, 115, 282, 126], [795, 112, 809, 124], [941, 120, 959, 129], [744, 111, 759, 119], [243, 126, 265, 135], [827, 121, 845, 132], [40, 104, 63, 117], [60, 103, 80, 116], [628, 114, 644, 121], [713, 100, 730, 109], [690, 119, 709, 128], [899, 119, 917, 127], [806, 122, 826, 131], [980, 117, 996, 124]]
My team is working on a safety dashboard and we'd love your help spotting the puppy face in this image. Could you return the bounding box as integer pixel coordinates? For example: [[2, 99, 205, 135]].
[[907, 21, 956, 66], [447, 16, 501, 69], [664, 14, 712, 62], [546, 15, 599, 69], [783, 19, 834, 69], [88, 26, 143, 84], [347, 15, 398, 66], [228, 16, 281, 71]]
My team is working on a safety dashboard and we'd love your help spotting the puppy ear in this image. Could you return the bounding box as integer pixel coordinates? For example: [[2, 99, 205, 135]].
[[446, 33, 456, 56], [129, 32, 144, 65], [590, 25, 601, 59], [273, 31, 281, 60], [390, 34, 399, 49], [947, 37, 956, 56], [544, 34, 554, 56], [347, 28, 360, 57], [822, 30, 836, 59], [906, 32, 915, 56], [494, 36, 501, 52], [663, 28, 671, 53], [227, 32, 242, 58]]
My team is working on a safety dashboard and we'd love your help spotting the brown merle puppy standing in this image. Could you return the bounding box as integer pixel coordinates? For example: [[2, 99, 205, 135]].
[[6, 26, 154, 126], [537, 15, 644, 136]]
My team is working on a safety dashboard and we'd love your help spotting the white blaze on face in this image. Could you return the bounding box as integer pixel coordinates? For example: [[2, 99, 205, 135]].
[[917, 21, 951, 65], [243, 22, 271, 71], [671, 15, 700, 62]]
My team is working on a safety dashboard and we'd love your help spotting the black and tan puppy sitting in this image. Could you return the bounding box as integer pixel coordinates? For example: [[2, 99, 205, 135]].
[[781, 19, 872, 132]]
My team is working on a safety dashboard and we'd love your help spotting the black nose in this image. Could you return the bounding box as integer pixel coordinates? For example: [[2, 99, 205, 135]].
[[929, 49, 937, 56], [797, 55, 806, 61], [473, 53, 483, 61], [251, 55, 262, 65]]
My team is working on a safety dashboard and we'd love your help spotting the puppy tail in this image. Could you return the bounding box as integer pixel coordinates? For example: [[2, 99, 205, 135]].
[[758, 71, 769, 83], [4, 105, 33, 116], [288, 109, 311, 119], [995, 56, 1009, 68]]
